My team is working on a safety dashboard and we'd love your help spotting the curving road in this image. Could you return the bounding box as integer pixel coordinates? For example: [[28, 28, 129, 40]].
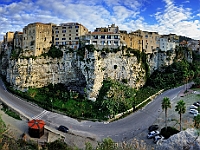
[[0, 78, 188, 142]]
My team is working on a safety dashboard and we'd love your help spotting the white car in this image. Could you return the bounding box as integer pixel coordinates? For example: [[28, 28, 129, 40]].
[[190, 105, 198, 109], [154, 135, 164, 144], [147, 130, 160, 139], [189, 109, 198, 114]]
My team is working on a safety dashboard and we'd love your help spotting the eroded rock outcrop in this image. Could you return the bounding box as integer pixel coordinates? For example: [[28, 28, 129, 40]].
[[155, 128, 200, 150]]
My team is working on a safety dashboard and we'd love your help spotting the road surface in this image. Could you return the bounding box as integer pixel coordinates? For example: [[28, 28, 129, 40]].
[[0, 78, 187, 142]]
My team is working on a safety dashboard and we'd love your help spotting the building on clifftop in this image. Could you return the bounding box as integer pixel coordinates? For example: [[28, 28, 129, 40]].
[[52, 22, 88, 50], [22, 22, 55, 56]]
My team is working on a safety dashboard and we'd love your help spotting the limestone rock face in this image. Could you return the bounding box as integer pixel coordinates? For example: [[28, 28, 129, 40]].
[[1, 48, 192, 100], [4, 50, 147, 99], [155, 128, 200, 150]]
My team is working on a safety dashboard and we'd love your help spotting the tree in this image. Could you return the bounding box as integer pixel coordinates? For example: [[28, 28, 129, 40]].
[[161, 97, 171, 130], [96, 138, 117, 150], [175, 100, 186, 131], [194, 114, 200, 129]]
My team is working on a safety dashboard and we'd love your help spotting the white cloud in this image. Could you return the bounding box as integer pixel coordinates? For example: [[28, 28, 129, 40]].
[[0, 0, 200, 41]]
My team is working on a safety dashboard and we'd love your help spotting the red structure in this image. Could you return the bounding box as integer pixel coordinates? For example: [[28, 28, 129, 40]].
[[28, 119, 45, 138]]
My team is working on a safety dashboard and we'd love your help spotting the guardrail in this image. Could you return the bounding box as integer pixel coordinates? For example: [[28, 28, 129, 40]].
[[108, 89, 164, 122]]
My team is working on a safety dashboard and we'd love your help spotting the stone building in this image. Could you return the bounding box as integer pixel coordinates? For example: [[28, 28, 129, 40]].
[[3, 31, 14, 49], [94, 24, 119, 33], [132, 30, 160, 54], [52, 22, 88, 49], [120, 30, 143, 51], [13, 31, 23, 49], [23, 22, 55, 56]]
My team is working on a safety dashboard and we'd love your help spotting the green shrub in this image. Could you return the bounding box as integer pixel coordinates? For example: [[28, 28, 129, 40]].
[[160, 126, 180, 139]]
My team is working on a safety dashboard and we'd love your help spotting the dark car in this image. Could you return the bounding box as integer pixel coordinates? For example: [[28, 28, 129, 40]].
[[148, 125, 159, 132], [193, 102, 200, 107], [58, 125, 69, 133]]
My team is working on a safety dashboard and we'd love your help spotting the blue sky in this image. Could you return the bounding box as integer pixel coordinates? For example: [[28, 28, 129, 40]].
[[0, 0, 200, 40]]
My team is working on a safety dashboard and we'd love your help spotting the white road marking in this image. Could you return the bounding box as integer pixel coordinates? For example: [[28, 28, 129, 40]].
[[32, 110, 49, 119]]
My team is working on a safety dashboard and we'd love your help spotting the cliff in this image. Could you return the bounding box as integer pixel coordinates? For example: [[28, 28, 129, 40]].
[[0, 47, 193, 100]]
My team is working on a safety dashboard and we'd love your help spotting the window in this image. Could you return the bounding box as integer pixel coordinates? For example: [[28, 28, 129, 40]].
[[69, 34, 71, 36], [69, 37, 71, 40], [62, 38, 66, 40], [101, 35, 105, 39], [75, 37, 79, 40], [114, 35, 118, 39], [62, 27, 66, 29], [63, 34, 65, 36], [93, 35, 98, 39], [75, 26, 79, 28], [68, 26, 72, 29], [55, 38, 59, 40], [55, 31, 59, 33], [114, 41, 118, 45], [56, 42, 59, 45], [62, 42, 66, 45], [76, 29, 78, 32], [145, 35, 148, 38], [69, 30, 71, 32], [76, 34, 78, 36], [55, 27, 58, 29], [107, 35, 111, 39], [56, 35, 58, 37], [62, 30, 66, 33]]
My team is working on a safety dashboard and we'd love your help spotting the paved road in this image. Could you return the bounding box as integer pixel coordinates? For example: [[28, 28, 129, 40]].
[[0, 78, 189, 142]]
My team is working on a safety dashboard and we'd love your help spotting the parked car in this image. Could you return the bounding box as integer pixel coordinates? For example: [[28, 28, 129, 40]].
[[189, 109, 198, 114], [58, 125, 69, 133], [148, 125, 159, 132], [190, 105, 198, 109], [153, 135, 164, 144], [193, 102, 200, 107], [147, 130, 160, 139]]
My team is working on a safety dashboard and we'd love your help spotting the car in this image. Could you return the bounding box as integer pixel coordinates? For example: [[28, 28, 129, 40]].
[[190, 105, 198, 109], [193, 102, 200, 107], [147, 130, 160, 139], [148, 125, 159, 132], [58, 125, 69, 133], [189, 109, 198, 114], [153, 135, 164, 144]]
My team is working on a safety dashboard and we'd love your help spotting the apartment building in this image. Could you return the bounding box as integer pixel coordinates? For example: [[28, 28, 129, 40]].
[[52, 22, 88, 49], [132, 30, 160, 54], [13, 31, 23, 49], [82, 24, 122, 50], [120, 30, 143, 51], [83, 32, 121, 50], [23, 22, 55, 56], [159, 37, 176, 52]]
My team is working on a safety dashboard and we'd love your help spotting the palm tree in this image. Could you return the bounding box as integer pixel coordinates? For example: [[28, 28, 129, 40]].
[[194, 114, 200, 129], [161, 97, 171, 130], [175, 100, 186, 131]]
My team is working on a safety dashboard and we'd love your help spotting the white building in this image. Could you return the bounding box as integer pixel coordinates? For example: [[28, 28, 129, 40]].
[[83, 32, 121, 50], [159, 37, 176, 51], [82, 24, 123, 50]]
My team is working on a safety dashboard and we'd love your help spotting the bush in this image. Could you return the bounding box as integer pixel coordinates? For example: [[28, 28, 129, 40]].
[[160, 126, 180, 139]]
